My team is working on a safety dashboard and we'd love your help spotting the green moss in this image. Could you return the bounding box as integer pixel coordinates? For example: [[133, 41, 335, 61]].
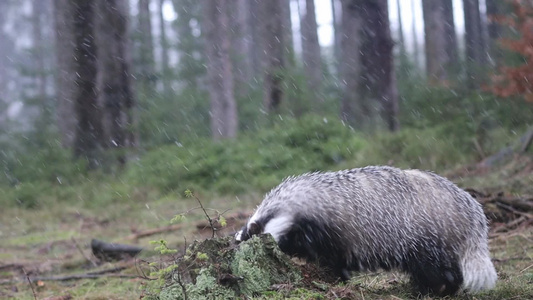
[[231, 235, 301, 295], [154, 235, 301, 299]]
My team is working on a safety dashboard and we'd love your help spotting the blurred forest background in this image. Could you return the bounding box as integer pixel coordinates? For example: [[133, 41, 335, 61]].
[[0, 0, 532, 203], [0, 0, 532, 298]]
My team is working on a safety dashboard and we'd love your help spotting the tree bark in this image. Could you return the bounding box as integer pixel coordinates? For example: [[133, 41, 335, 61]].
[[203, 0, 238, 139], [171, 0, 204, 88], [257, 0, 285, 113], [281, 0, 294, 65], [463, 0, 487, 88], [32, 0, 48, 100], [411, 0, 420, 69], [443, 0, 458, 69], [72, 0, 104, 167], [422, 0, 451, 85], [53, 0, 76, 148], [485, 0, 505, 65], [158, 0, 171, 95], [137, 0, 156, 93], [396, 0, 406, 58], [339, 0, 363, 125], [340, 0, 398, 131], [360, 0, 398, 131], [300, 0, 323, 106], [96, 0, 136, 164], [228, 0, 254, 98], [330, 0, 341, 73]]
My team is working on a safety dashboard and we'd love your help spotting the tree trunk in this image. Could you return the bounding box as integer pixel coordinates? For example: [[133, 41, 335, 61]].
[[300, 0, 323, 107], [171, 0, 204, 88], [72, 0, 104, 167], [228, 0, 254, 99], [443, 0, 458, 69], [422, 0, 451, 85], [158, 0, 171, 95], [411, 0, 420, 70], [203, 0, 238, 139], [257, 0, 285, 113], [485, 0, 505, 65], [96, 0, 136, 164], [53, 0, 76, 148], [32, 0, 47, 101], [360, 0, 398, 131], [0, 3, 6, 107], [281, 0, 294, 66], [463, 0, 487, 88], [137, 0, 156, 93], [339, 0, 363, 125], [340, 0, 398, 131], [330, 0, 341, 73], [396, 0, 406, 59]]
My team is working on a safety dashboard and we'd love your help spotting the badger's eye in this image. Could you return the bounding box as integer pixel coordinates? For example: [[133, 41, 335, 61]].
[[248, 222, 261, 236]]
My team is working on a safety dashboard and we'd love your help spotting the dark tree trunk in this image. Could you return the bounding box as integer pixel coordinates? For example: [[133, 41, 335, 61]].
[[96, 0, 136, 164], [281, 0, 294, 65], [339, 0, 363, 125], [137, 0, 156, 93], [411, 0, 420, 69], [257, 0, 285, 113], [463, 0, 487, 88], [396, 0, 406, 58], [171, 0, 204, 87], [228, 0, 254, 98], [340, 0, 398, 131], [203, 0, 238, 139], [72, 0, 104, 167], [32, 0, 47, 100], [485, 0, 505, 65], [53, 0, 76, 148], [360, 0, 398, 131], [443, 0, 458, 68], [0, 5, 6, 115], [422, 0, 451, 85], [330, 0, 341, 73], [158, 0, 171, 94], [300, 0, 323, 107]]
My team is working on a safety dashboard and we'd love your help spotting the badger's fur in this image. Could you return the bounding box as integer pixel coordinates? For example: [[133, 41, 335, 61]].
[[235, 166, 497, 295]]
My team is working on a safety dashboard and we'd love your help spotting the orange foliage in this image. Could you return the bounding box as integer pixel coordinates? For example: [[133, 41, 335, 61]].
[[489, 0, 533, 102]]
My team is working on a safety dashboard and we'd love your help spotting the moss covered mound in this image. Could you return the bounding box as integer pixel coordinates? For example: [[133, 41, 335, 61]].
[[158, 235, 301, 299]]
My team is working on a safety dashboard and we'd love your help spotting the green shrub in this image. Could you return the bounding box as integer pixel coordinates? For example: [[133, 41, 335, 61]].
[[126, 115, 367, 194], [1, 141, 86, 186], [354, 127, 473, 171]]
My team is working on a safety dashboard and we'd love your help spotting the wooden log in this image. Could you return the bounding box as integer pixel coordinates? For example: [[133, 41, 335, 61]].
[[91, 239, 143, 262]]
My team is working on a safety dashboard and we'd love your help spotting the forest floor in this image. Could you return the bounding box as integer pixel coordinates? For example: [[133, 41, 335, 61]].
[[0, 157, 531, 300]]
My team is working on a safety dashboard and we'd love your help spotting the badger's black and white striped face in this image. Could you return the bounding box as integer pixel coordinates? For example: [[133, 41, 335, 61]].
[[235, 212, 293, 243]]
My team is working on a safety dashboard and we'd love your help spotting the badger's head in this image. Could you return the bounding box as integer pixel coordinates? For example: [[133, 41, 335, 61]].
[[234, 211, 293, 243]]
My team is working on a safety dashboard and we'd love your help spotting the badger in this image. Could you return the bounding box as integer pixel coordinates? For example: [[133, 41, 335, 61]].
[[235, 166, 497, 295]]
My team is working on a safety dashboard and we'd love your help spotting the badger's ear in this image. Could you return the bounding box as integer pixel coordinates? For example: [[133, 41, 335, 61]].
[[248, 222, 261, 236]]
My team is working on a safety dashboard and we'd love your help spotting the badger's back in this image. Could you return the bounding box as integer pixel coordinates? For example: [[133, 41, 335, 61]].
[[237, 166, 497, 295]]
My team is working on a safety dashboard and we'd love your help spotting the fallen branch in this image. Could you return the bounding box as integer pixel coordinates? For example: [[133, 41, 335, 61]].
[[0, 263, 24, 271], [72, 237, 98, 267], [478, 127, 533, 168], [28, 273, 138, 283], [91, 239, 143, 262], [520, 127, 533, 153], [466, 189, 532, 237], [125, 224, 184, 241]]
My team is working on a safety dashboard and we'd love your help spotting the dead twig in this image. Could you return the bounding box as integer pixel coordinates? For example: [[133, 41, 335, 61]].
[[27, 273, 138, 282], [71, 237, 98, 267], [190, 192, 217, 238], [125, 223, 184, 241], [22, 268, 37, 300]]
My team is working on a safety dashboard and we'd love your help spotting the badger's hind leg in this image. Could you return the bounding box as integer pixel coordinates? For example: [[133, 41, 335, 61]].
[[405, 247, 464, 296]]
